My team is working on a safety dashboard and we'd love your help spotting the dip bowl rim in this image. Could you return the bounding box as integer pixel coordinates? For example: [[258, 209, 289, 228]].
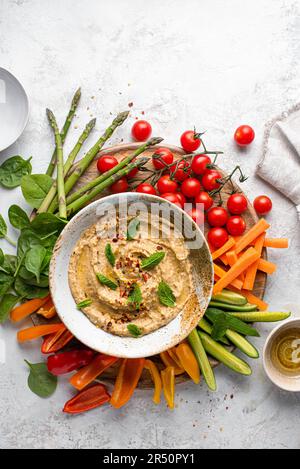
[[49, 192, 214, 358]]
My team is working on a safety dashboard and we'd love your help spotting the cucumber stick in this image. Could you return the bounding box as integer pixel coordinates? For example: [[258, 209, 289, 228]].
[[209, 301, 257, 312], [198, 331, 252, 376], [225, 329, 259, 359], [211, 290, 247, 306], [229, 311, 291, 322], [188, 329, 216, 391], [198, 318, 230, 345]]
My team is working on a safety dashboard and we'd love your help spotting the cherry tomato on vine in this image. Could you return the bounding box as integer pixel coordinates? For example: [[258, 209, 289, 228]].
[[152, 148, 174, 170], [157, 175, 178, 194], [175, 192, 186, 208], [227, 193, 248, 215], [97, 155, 118, 174], [207, 207, 229, 227], [136, 182, 157, 195], [170, 160, 192, 182], [191, 154, 212, 175], [253, 195, 272, 215], [202, 170, 222, 192], [160, 192, 182, 208], [180, 130, 201, 152], [194, 191, 213, 211], [110, 177, 128, 194], [131, 120, 152, 141], [226, 216, 246, 236], [187, 207, 205, 226], [207, 227, 229, 249], [127, 166, 139, 179], [181, 177, 202, 198], [234, 125, 255, 146]]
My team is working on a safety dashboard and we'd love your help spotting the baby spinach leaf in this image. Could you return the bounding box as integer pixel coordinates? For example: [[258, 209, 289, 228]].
[[127, 283, 142, 310], [0, 294, 20, 323], [0, 215, 7, 238], [14, 276, 49, 299], [158, 281, 176, 307], [18, 266, 49, 287], [8, 205, 30, 230], [25, 360, 57, 398], [25, 246, 47, 283], [0, 248, 4, 266], [96, 273, 118, 290], [21, 174, 53, 209], [0, 156, 32, 189], [17, 229, 42, 261], [0, 271, 14, 296], [127, 324, 142, 338], [127, 218, 140, 240], [141, 251, 165, 270], [105, 243, 115, 267], [30, 213, 67, 236], [1, 255, 17, 275], [76, 299, 92, 308]]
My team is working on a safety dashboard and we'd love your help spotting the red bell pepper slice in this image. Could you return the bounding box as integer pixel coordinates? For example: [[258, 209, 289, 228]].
[[41, 328, 74, 354], [69, 353, 119, 390], [63, 384, 111, 414], [47, 349, 95, 376], [110, 358, 145, 409]]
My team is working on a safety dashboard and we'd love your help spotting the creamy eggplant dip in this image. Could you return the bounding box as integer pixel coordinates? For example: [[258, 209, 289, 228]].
[[69, 214, 194, 337]]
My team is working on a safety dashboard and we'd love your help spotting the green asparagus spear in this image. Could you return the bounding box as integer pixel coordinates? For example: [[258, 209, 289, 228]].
[[46, 109, 66, 219], [65, 157, 149, 217], [47, 111, 130, 213], [38, 118, 96, 214], [65, 137, 163, 206], [45, 87, 81, 177]]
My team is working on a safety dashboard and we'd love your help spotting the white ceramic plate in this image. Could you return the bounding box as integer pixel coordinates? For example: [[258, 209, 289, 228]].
[[49, 193, 213, 358], [0, 68, 29, 152]]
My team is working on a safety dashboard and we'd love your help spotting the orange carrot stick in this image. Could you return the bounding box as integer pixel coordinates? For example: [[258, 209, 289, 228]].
[[226, 249, 245, 282], [235, 219, 270, 254], [212, 238, 235, 261], [213, 263, 244, 290], [219, 253, 229, 265], [264, 238, 289, 249], [17, 323, 65, 343], [213, 247, 260, 294], [243, 233, 265, 290], [10, 295, 51, 323], [258, 258, 277, 274]]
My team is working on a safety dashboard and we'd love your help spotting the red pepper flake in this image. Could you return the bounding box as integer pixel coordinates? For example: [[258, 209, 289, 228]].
[[128, 102, 133, 107], [156, 245, 163, 251], [142, 273, 149, 282]]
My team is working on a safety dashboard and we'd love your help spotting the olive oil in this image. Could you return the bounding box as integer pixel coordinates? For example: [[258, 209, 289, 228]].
[[270, 328, 300, 376]]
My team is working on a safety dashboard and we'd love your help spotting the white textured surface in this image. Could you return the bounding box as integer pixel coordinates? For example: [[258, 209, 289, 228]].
[[1, 0, 300, 450]]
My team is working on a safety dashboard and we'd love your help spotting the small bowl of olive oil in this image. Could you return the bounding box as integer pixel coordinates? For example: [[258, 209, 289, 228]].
[[263, 318, 300, 392]]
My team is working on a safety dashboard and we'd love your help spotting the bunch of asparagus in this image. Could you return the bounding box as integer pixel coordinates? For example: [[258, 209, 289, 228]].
[[39, 88, 162, 219]]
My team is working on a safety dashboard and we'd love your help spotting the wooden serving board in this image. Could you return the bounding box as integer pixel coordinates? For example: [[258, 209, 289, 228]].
[[33, 143, 267, 389]]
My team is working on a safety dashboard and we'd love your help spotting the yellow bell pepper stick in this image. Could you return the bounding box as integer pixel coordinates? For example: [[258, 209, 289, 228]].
[[176, 342, 201, 384], [144, 359, 162, 404], [161, 366, 175, 409], [160, 351, 184, 375], [167, 347, 183, 369]]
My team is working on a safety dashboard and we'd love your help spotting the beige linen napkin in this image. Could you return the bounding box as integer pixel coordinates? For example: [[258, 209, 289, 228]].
[[257, 104, 300, 220]]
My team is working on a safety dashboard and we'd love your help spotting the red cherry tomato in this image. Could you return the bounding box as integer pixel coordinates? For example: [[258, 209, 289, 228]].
[[97, 155, 118, 173], [234, 125, 255, 146], [180, 130, 201, 152], [194, 191, 213, 211], [171, 160, 192, 182], [181, 177, 201, 198], [127, 166, 139, 179], [191, 155, 212, 175], [202, 170, 222, 192], [110, 177, 128, 194], [207, 227, 229, 249], [227, 193, 248, 215], [253, 195, 272, 215], [187, 207, 205, 226], [160, 192, 182, 208], [157, 175, 178, 194], [136, 182, 157, 195], [175, 192, 186, 208], [131, 120, 152, 141], [207, 207, 229, 227], [226, 216, 246, 236], [152, 148, 174, 170]]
